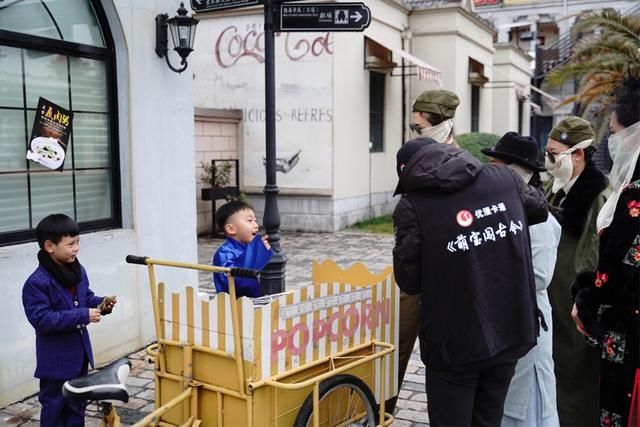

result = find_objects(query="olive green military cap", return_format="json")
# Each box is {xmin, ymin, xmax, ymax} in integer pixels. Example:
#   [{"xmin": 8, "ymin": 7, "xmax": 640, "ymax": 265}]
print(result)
[
  {"xmin": 548, "ymin": 116, "xmax": 595, "ymax": 146},
  {"xmin": 412, "ymin": 89, "xmax": 460, "ymax": 119}
]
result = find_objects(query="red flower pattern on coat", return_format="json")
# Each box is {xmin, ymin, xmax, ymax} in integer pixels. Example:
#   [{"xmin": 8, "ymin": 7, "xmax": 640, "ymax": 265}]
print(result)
[
  {"xmin": 604, "ymin": 336, "xmax": 616, "ymax": 357},
  {"xmin": 628, "ymin": 200, "xmax": 640, "ymax": 217},
  {"xmin": 595, "ymin": 271, "xmax": 608, "ymax": 288}
]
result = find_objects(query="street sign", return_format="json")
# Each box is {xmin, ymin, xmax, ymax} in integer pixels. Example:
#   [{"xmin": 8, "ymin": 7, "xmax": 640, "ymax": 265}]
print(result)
[
  {"xmin": 275, "ymin": 2, "xmax": 371, "ymax": 32},
  {"xmin": 190, "ymin": 0, "xmax": 261, "ymax": 13}
]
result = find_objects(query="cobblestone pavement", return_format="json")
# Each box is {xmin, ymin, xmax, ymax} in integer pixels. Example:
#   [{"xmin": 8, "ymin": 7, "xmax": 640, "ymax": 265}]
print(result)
[{"xmin": 1, "ymin": 231, "xmax": 429, "ymax": 426}]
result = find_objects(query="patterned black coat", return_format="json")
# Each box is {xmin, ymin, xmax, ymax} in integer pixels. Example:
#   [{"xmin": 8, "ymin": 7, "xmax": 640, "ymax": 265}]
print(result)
[{"xmin": 574, "ymin": 161, "xmax": 640, "ymax": 427}]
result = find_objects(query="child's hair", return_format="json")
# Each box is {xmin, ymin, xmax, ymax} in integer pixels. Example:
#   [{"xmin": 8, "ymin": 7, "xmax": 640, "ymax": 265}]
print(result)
[
  {"xmin": 215, "ymin": 201, "xmax": 254, "ymax": 232},
  {"xmin": 35, "ymin": 214, "xmax": 80, "ymax": 250}
]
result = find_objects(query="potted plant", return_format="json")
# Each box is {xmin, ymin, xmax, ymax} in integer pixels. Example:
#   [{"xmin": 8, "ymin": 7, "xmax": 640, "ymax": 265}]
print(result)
[{"xmin": 200, "ymin": 160, "xmax": 239, "ymax": 201}]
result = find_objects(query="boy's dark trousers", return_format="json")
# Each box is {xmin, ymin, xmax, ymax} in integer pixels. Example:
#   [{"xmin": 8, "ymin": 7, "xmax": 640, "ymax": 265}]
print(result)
[
  {"xmin": 425, "ymin": 360, "xmax": 517, "ymax": 427},
  {"xmin": 39, "ymin": 378, "xmax": 87, "ymax": 427},
  {"xmin": 39, "ymin": 361, "xmax": 88, "ymax": 427}
]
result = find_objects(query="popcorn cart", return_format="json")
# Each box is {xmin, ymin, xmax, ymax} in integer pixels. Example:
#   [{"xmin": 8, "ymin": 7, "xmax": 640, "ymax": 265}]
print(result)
[{"xmin": 120, "ymin": 255, "xmax": 399, "ymax": 427}]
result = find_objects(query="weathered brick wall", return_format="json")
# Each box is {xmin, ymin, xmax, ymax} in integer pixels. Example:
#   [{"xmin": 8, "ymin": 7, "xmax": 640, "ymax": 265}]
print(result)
[{"xmin": 194, "ymin": 109, "xmax": 241, "ymax": 235}]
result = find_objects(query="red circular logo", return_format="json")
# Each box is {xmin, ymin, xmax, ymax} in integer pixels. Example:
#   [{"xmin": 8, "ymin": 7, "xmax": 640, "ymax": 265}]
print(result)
[{"xmin": 456, "ymin": 210, "xmax": 474, "ymax": 227}]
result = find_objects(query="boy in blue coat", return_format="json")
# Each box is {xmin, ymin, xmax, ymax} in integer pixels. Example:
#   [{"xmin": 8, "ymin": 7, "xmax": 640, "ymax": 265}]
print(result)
[
  {"xmin": 212, "ymin": 201, "xmax": 273, "ymax": 298},
  {"xmin": 22, "ymin": 214, "xmax": 116, "ymax": 427}
]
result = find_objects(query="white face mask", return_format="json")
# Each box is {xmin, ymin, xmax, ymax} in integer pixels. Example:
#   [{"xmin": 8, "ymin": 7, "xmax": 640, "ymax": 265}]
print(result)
[
  {"xmin": 507, "ymin": 163, "xmax": 534, "ymax": 184},
  {"xmin": 545, "ymin": 153, "xmax": 573, "ymax": 193},
  {"xmin": 607, "ymin": 132, "xmax": 624, "ymax": 162},
  {"xmin": 545, "ymin": 138, "xmax": 593, "ymax": 193},
  {"xmin": 419, "ymin": 119, "xmax": 453, "ymax": 144},
  {"xmin": 597, "ymin": 121, "xmax": 640, "ymax": 232}
]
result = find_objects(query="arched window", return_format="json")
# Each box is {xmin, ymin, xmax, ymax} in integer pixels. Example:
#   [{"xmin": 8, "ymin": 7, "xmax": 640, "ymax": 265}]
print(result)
[{"xmin": 0, "ymin": 0, "xmax": 120, "ymax": 245}]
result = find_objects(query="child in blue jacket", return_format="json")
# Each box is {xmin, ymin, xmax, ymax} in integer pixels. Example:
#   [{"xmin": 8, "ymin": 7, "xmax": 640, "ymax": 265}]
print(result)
[
  {"xmin": 212, "ymin": 201, "xmax": 273, "ymax": 297},
  {"xmin": 22, "ymin": 214, "xmax": 116, "ymax": 427}
]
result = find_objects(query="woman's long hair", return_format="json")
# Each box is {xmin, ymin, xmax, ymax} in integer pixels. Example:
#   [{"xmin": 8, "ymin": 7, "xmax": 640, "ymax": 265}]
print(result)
[{"xmin": 613, "ymin": 77, "xmax": 640, "ymax": 127}]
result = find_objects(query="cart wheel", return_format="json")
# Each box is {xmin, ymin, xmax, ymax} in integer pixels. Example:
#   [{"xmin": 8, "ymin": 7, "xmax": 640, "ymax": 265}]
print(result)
[{"xmin": 293, "ymin": 374, "xmax": 378, "ymax": 427}]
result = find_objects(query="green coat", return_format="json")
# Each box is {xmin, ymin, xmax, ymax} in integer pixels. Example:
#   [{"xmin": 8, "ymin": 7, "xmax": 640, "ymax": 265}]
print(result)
[{"xmin": 545, "ymin": 165, "xmax": 609, "ymax": 427}]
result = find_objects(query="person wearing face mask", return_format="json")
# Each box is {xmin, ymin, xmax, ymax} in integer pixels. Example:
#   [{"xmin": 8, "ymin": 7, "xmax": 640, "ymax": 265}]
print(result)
[
  {"xmin": 544, "ymin": 116, "xmax": 609, "ymax": 427},
  {"xmin": 409, "ymin": 89, "xmax": 460, "ymax": 146},
  {"xmin": 571, "ymin": 79, "xmax": 640, "ymax": 427},
  {"xmin": 384, "ymin": 88, "xmax": 463, "ymax": 415},
  {"xmin": 482, "ymin": 132, "xmax": 561, "ymax": 427}
]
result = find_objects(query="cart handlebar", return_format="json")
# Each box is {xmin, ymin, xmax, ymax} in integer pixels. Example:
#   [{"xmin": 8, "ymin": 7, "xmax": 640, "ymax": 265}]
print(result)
[
  {"xmin": 229, "ymin": 267, "xmax": 259, "ymax": 278},
  {"xmin": 126, "ymin": 255, "xmax": 149, "ymax": 265},
  {"xmin": 125, "ymin": 255, "xmax": 260, "ymax": 278}
]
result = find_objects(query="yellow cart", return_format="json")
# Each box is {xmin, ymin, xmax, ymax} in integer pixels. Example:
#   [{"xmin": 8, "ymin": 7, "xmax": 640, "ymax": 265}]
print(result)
[{"xmin": 124, "ymin": 255, "xmax": 399, "ymax": 427}]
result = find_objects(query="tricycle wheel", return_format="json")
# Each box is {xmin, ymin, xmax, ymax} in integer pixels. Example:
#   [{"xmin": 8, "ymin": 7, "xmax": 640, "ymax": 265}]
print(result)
[{"xmin": 293, "ymin": 374, "xmax": 378, "ymax": 427}]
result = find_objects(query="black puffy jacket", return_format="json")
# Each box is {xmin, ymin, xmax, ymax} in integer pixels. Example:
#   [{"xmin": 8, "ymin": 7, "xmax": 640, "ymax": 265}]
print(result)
[{"xmin": 392, "ymin": 143, "xmax": 548, "ymax": 369}]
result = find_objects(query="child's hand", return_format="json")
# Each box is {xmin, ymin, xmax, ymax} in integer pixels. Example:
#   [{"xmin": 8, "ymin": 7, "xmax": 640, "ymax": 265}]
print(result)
[
  {"xmin": 89, "ymin": 308, "xmax": 102, "ymax": 323},
  {"xmin": 261, "ymin": 235, "xmax": 271, "ymax": 250}
]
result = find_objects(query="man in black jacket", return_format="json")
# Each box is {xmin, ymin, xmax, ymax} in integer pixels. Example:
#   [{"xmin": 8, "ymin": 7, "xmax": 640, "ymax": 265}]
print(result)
[{"xmin": 392, "ymin": 138, "xmax": 548, "ymax": 427}]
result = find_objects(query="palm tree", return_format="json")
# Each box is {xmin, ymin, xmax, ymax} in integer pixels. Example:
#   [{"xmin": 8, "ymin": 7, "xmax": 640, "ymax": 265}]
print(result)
[{"xmin": 544, "ymin": 9, "xmax": 640, "ymax": 112}]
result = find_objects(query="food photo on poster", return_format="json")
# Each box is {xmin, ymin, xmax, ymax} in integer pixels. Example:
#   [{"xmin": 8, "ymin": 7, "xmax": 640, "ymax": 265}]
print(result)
[{"xmin": 26, "ymin": 97, "xmax": 73, "ymax": 171}]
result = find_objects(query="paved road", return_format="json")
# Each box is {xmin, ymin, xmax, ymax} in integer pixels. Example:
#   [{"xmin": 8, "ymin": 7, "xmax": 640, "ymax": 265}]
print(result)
[{"xmin": 1, "ymin": 231, "xmax": 429, "ymax": 426}]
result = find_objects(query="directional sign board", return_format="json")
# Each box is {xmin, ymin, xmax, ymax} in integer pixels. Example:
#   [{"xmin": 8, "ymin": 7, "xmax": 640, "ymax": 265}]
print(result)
[
  {"xmin": 190, "ymin": 0, "xmax": 261, "ymax": 13},
  {"xmin": 275, "ymin": 2, "xmax": 371, "ymax": 32}
]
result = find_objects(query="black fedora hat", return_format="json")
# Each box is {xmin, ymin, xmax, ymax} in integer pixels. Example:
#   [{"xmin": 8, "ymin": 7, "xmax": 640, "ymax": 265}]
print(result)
[{"xmin": 481, "ymin": 132, "xmax": 545, "ymax": 172}]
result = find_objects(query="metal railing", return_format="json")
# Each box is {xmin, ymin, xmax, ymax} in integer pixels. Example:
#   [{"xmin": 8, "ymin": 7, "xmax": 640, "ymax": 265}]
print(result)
[{"xmin": 534, "ymin": 4, "xmax": 639, "ymax": 80}]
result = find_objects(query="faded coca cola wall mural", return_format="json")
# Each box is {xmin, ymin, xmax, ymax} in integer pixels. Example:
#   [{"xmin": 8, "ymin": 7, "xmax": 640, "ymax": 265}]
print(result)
[{"xmin": 193, "ymin": 16, "xmax": 333, "ymax": 192}]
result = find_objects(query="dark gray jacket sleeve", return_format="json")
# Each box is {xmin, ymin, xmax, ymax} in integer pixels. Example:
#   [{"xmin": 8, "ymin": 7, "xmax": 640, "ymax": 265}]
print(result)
[
  {"xmin": 392, "ymin": 197, "xmax": 422, "ymax": 295},
  {"xmin": 507, "ymin": 169, "xmax": 549, "ymax": 226}
]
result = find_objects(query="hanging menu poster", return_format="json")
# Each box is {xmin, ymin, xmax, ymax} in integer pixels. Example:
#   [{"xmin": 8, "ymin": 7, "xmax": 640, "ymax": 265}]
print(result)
[{"xmin": 26, "ymin": 97, "xmax": 73, "ymax": 171}]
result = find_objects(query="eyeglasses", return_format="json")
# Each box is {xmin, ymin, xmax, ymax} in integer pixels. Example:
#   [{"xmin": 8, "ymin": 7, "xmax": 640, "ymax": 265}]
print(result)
[
  {"xmin": 544, "ymin": 150, "xmax": 571, "ymax": 164},
  {"xmin": 409, "ymin": 123, "xmax": 423, "ymax": 135}
]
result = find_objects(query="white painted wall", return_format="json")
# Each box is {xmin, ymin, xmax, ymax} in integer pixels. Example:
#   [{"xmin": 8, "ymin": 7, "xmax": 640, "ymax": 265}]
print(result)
[
  {"xmin": 409, "ymin": 6, "xmax": 496, "ymax": 135},
  {"xmin": 192, "ymin": 12, "xmax": 334, "ymax": 195},
  {"xmin": 492, "ymin": 43, "xmax": 532, "ymax": 137},
  {"xmin": 331, "ymin": 31, "xmax": 368, "ymax": 200},
  {"xmin": 332, "ymin": 0, "xmax": 408, "ymax": 227},
  {"xmin": 0, "ymin": 0, "xmax": 198, "ymax": 407},
  {"xmin": 190, "ymin": 0, "xmax": 407, "ymax": 231}
]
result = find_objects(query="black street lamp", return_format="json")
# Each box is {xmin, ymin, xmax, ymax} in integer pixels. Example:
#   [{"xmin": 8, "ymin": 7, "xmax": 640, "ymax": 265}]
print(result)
[
  {"xmin": 260, "ymin": 0, "xmax": 287, "ymax": 295},
  {"xmin": 155, "ymin": 2, "xmax": 199, "ymax": 73}
]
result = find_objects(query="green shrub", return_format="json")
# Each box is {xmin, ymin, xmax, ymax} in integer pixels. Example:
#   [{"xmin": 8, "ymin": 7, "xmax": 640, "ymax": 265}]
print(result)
[{"xmin": 455, "ymin": 132, "xmax": 500, "ymax": 163}]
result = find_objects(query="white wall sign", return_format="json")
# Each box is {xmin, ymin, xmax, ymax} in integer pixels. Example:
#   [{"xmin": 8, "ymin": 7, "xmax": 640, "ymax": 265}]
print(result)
[{"xmin": 193, "ymin": 16, "xmax": 333, "ymax": 191}]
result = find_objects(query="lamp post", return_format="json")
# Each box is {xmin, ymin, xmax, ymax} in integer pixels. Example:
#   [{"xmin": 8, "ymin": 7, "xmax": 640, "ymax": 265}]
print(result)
[
  {"xmin": 260, "ymin": 0, "xmax": 287, "ymax": 294},
  {"xmin": 155, "ymin": 2, "xmax": 199, "ymax": 73}
]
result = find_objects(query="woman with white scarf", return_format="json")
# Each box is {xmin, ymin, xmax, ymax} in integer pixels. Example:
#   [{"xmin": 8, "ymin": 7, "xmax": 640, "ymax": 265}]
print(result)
[
  {"xmin": 572, "ymin": 78, "xmax": 640, "ymax": 427},
  {"xmin": 544, "ymin": 116, "xmax": 607, "ymax": 427},
  {"xmin": 409, "ymin": 89, "xmax": 459, "ymax": 146}
]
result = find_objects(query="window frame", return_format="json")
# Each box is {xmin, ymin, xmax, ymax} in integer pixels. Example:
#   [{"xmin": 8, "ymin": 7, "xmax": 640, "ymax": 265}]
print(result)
[
  {"xmin": 517, "ymin": 98, "xmax": 524, "ymax": 134},
  {"xmin": 470, "ymin": 85, "xmax": 480, "ymax": 133},
  {"xmin": 0, "ymin": 0, "xmax": 121, "ymax": 246},
  {"xmin": 369, "ymin": 71, "xmax": 385, "ymax": 153}
]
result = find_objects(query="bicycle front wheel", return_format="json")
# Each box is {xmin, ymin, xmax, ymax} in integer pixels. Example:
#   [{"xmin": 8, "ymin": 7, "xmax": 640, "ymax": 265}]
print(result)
[{"xmin": 293, "ymin": 374, "xmax": 378, "ymax": 427}]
